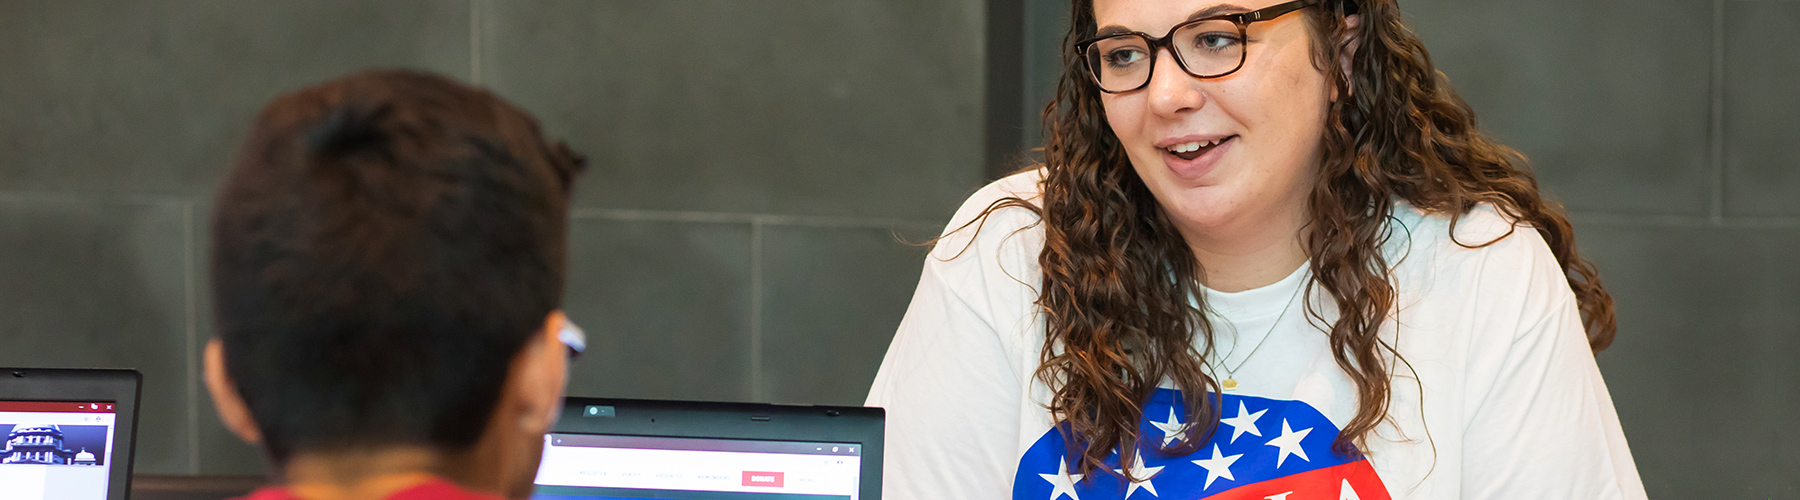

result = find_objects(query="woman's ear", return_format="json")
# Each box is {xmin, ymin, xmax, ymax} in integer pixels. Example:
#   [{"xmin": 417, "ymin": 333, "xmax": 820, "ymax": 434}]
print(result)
[
  {"xmin": 1339, "ymin": 14, "xmax": 1364, "ymax": 96},
  {"xmin": 204, "ymin": 339, "xmax": 264, "ymax": 445}
]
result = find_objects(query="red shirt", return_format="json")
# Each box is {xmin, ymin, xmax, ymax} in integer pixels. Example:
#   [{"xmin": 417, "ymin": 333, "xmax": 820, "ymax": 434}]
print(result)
[{"xmin": 233, "ymin": 478, "xmax": 505, "ymax": 500}]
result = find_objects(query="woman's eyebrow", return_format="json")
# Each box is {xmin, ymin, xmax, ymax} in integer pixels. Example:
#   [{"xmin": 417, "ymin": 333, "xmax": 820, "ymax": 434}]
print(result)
[
  {"xmin": 1094, "ymin": 25, "xmax": 1136, "ymax": 37},
  {"xmin": 1187, "ymin": 3, "xmax": 1252, "ymax": 20},
  {"xmin": 1093, "ymin": 4, "xmax": 1252, "ymax": 37}
]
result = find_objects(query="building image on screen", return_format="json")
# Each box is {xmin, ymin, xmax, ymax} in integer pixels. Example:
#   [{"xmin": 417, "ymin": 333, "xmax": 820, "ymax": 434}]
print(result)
[
  {"xmin": 0, "ymin": 424, "xmax": 108, "ymax": 466},
  {"xmin": 0, "ymin": 402, "xmax": 118, "ymax": 500}
]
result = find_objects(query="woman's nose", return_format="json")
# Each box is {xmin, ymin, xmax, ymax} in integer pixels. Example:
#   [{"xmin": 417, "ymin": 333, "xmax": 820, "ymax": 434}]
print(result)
[{"xmin": 1144, "ymin": 47, "xmax": 1204, "ymax": 117}]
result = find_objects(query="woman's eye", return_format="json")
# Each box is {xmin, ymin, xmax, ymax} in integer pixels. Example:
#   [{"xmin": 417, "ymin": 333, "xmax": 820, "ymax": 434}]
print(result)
[
  {"xmin": 1106, "ymin": 49, "xmax": 1147, "ymax": 67},
  {"xmin": 1193, "ymin": 33, "xmax": 1242, "ymax": 51}
]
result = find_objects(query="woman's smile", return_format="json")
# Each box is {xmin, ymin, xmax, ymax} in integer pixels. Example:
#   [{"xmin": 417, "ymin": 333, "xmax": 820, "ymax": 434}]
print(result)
[{"xmin": 1157, "ymin": 133, "xmax": 1239, "ymax": 180}]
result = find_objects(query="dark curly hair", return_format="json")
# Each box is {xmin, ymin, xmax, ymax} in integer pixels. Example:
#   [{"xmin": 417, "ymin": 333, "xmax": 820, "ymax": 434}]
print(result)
[{"xmin": 963, "ymin": 0, "xmax": 1616, "ymax": 480}]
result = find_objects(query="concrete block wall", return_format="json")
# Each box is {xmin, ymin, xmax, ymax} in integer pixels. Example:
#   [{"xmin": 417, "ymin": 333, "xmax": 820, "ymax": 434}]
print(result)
[
  {"xmin": 0, "ymin": 0, "xmax": 984, "ymax": 476},
  {"xmin": 1410, "ymin": 1, "xmax": 1799, "ymax": 496}
]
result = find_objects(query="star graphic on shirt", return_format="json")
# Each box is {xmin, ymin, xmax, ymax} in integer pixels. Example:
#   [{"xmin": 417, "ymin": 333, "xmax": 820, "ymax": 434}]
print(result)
[
  {"xmin": 1264, "ymin": 418, "xmax": 1313, "ymax": 468},
  {"xmin": 1218, "ymin": 401, "xmax": 1266, "ymax": 443},
  {"xmin": 1149, "ymin": 407, "xmax": 1186, "ymax": 446},
  {"xmin": 1190, "ymin": 444, "xmax": 1242, "ymax": 490},
  {"xmin": 1338, "ymin": 478, "xmax": 1364, "ymax": 500},
  {"xmin": 1039, "ymin": 457, "xmax": 1083, "ymax": 500},
  {"xmin": 1111, "ymin": 449, "xmax": 1164, "ymax": 498}
]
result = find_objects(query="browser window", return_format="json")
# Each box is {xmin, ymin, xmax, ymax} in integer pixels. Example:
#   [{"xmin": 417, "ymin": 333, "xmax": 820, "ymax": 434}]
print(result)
[
  {"xmin": 0, "ymin": 401, "xmax": 118, "ymax": 500},
  {"xmin": 533, "ymin": 434, "xmax": 863, "ymax": 500}
]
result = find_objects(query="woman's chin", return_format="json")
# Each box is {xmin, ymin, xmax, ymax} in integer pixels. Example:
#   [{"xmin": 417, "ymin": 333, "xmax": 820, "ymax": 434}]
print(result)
[{"xmin": 1160, "ymin": 195, "xmax": 1246, "ymax": 232}]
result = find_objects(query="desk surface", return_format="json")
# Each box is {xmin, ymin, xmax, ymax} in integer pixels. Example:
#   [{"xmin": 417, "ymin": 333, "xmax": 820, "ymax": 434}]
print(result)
[{"xmin": 131, "ymin": 474, "xmax": 265, "ymax": 500}]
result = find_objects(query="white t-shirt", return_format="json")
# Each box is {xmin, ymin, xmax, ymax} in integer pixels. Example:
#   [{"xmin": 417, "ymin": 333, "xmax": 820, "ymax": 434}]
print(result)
[{"xmin": 866, "ymin": 170, "xmax": 1645, "ymax": 499}]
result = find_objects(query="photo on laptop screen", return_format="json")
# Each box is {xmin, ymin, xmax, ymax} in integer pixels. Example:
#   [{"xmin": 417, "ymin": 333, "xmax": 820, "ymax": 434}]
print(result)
[
  {"xmin": 533, "ymin": 434, "xmax": 864, "ymax": 500},
  {"xmin": 0, "ymin": 400, "xmax": 120, "ymax": 500}
]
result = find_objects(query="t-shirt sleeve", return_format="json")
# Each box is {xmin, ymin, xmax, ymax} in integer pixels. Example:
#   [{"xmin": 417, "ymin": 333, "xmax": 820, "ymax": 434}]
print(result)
[
  {"xmin": 1455, "ymin": 224, "xmax": 1647, "ymax": 499},
  {"xmin": 865, "ymin": 177, "xmax": 1044, "ymax": 500},
  {"xmin": 866, "ymin": 260, "xmax": 1027, "ymax": 499}
]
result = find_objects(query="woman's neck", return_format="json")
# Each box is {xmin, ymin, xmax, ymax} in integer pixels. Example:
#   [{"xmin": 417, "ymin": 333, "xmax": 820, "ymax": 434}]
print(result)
[
  {"xmin": 1178, "ymin": 206, "xmax": 1311, "ymax": 293},
  {"xmin": 1191, "ymin": 238, "xmax": 1307, "ymax": 293}
]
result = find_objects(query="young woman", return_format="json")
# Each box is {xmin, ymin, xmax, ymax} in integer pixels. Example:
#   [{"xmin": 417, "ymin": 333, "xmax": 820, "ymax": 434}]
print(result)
[{"xmin": 866, "ymin": 0, "xmax": 1645, "ymax": 498}]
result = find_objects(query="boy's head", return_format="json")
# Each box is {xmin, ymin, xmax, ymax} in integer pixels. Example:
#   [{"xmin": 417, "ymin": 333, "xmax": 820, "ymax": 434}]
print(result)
[{"xmin": 203, "ymin": 70, "xmax": 584, "ymax": 496}]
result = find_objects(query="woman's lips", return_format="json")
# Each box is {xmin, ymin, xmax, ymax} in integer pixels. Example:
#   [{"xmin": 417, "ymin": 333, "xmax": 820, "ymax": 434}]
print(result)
[{"xmin": 1161, "ymin": 135, "xmax": 1236, "ymax": 179}]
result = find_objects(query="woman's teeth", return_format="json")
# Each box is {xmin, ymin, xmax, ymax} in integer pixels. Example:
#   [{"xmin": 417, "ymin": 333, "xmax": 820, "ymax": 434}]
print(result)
[
  {"xmin": 1165, "ymin": 136, "xmax": 1230, "ymax": 160},
  {"xmin": 1167, "ymin": 137, "xmax": 1225, "ymax": 154}
]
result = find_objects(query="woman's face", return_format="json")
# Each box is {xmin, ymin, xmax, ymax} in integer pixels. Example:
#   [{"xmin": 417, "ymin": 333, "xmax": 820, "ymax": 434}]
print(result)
[{"xmin": 1094, "ymin": 0, "xmax": 1335, "ymax": 242}]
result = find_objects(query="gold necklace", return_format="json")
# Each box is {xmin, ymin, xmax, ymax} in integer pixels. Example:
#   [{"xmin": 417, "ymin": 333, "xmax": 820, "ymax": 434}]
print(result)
[{"xmin": 1215, "ymin": 282, "xmax": 1304, "ymax": 392}]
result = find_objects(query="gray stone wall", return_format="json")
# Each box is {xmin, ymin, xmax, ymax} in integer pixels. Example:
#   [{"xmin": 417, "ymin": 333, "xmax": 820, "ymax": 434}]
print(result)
[
  {"xmin": 0, "ymin": 0, "xmax": 983, "ymax": 476},
  {"xmin": 1414, "ymin": 1, "xmax": 1798, "ymax": 496}
]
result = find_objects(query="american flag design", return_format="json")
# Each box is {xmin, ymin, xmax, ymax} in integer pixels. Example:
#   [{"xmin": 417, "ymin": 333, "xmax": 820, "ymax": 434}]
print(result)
[{"xmin": 1013, "ymin": 389, "xmax": 1390, "ymax": 500}]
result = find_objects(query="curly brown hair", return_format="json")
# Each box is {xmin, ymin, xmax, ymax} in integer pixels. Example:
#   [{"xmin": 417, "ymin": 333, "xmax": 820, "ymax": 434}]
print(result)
[{"xmin": 964, "ymin": 0, "xmax": 1616, "ymax": 480}]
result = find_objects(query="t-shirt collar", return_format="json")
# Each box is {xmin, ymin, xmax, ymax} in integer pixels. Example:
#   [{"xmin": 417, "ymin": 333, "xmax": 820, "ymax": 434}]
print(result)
[{"xmin": 1199, "ymin": 262, "xmax": 1311, "ymax": 321}]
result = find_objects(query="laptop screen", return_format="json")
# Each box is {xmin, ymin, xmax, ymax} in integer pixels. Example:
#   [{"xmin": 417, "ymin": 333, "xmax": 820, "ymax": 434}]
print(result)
[
  {"xmin": 0, "ymin": 400, "xmax": 119, "ymax": 500},
  {"xmin": 533, "ymin": 433, "xmax": 865, "ymax": 500}
]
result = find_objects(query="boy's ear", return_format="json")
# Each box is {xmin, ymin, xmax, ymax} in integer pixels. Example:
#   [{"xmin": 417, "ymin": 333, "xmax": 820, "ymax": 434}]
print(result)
[
  {"xmin": 204, "ymin": 339, "xmax": 264, "ymax": 445},
  {"xmin": 505, "ymin": 311, "xmax": 570, "ymax": 435}
]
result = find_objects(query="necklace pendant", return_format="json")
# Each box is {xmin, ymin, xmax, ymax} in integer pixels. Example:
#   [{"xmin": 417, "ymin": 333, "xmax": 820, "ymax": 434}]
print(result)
[{"xmin": 1221, "ymin": 378, "xmax": 1239, "ymax": 391}]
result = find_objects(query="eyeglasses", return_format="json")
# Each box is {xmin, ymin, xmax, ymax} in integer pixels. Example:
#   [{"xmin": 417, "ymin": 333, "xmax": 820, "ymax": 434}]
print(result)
[
  {"xmin": 1075, "ymin": 0, "xmax": 1318, "ymax": 93},
  {"xmin": 559, "ymin": 319, "xmax": 587, "ymax": 361}
]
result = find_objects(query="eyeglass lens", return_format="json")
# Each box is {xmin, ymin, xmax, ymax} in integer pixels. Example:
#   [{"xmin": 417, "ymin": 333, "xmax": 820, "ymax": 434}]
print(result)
[{"xmin": 1084, "ymin": 19, "xmax": 1246, "ymax": 92}]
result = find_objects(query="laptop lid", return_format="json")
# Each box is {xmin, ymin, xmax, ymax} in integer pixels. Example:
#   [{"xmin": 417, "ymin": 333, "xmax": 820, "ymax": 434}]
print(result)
[
  {"xmin": 0, "ymin": 368, "xmax": 142, "ymax": 500},
  {"xmin": 534, "ymin": 397, "xmax": 883, "ymax": 500}
]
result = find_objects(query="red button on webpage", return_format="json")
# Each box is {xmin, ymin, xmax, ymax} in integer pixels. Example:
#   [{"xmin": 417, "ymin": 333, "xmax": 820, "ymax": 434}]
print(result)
[{"xmin": 742, "ymin": 471, "xmax": 784, "ymax": 487}]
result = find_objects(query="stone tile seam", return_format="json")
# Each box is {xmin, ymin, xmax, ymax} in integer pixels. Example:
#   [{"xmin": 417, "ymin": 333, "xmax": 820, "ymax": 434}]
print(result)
[
  {"xmin": 0, "ymin": 194, "xmax": 943, "ymax": 231},
  {"xmin": 1710, "ymin": 0, "xmax": 1727, "ymax": 224},
  {"xmin": 749, "ymin": 221, "xmax": 764, "ymax": 402},
  {"xmin": 569, "ymin": 208, "xmax": 943, "ymax": 231},
  {"xmin": 469, "ymin": 0, "xmax": 482, "ymax": 86},
  {"xmin": 1573, "ymin": 212, "xmax": 1800, "ymax": 229},
  {"xmin": 0, "ymin": 191, "xmax": 195, "ymax": 207},
  {"xmin": 183, "ymin": 202, "xmax": 200, "ymax": 474}
]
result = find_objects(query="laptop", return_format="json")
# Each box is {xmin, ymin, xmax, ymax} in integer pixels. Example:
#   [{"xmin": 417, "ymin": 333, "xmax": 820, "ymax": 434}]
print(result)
[
  {"xmin": 0, "ymin": 368, "xmax": 142, "ymax": 500},
  {"xmin": 533, "ymin": 397, "xmax": 884, "ymax": 500}
]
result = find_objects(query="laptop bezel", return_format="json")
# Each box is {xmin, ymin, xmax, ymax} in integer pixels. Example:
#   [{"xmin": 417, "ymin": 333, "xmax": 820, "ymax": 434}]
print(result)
[
  {"xmin": 545, "ymin": 397, "xmax": 884, "ymax": 500},
  {"xmin": 0, "ymin": 367, "xmax": 142, "ymax": 500}
]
